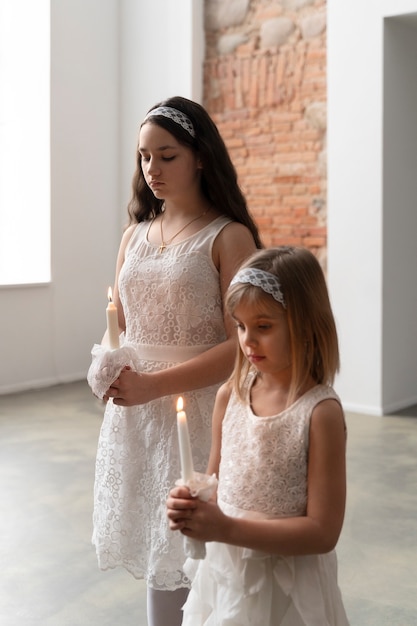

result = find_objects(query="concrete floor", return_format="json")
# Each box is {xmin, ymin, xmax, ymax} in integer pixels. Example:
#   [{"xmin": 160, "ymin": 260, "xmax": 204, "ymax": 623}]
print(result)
[{"xmin": 0, "ymin": 381, "xmax": 416, "ymax": 626}]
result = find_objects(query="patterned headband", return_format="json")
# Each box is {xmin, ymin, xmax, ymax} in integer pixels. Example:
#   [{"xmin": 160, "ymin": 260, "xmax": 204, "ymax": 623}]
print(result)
[
  {"xmin": 230, "ymin": 268, "xmax": 287, "ymax": 308},
  {"xmin": 144, "ymin": 106, "xmax": 196, "ymax": 138}
]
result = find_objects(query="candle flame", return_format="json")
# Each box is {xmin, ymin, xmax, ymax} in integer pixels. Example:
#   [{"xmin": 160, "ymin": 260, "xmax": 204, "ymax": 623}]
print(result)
[
  {"xmin": 176, "ymin": 396, "xmax": 184, "ymax": 412},
  {"xmin": 107, "ymin": 286, "xmax": 113, "ymax": 302}
]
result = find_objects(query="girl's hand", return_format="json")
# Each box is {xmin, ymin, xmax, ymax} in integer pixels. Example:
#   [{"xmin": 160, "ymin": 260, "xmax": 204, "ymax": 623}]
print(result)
[
  {"xmin": 167, "ymin": 486, "xmax": 231, "ymax": 542},
  {"xmin": 166, "ymin": 486, "xmax": 198, "ymax": 532},
  {"xmin": 104, "ymin": 366, "xmax": 157, "ymax": 405}
]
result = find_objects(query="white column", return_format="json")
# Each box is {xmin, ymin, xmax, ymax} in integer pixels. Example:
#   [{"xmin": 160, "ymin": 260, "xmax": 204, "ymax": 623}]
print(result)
[{"xmin": 327, "ymin": 0, "xmax": 417, "ymax": 414}]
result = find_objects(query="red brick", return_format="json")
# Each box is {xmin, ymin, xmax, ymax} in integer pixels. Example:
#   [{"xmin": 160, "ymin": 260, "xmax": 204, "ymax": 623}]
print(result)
[{"xmin": 204, "ymin": 6, "xmax": 328, "ymax": 258}]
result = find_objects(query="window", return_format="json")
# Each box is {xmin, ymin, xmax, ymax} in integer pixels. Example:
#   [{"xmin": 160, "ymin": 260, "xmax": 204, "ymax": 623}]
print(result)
[{"xmin": 0, "ymin": 0, "xmax": 50, "ymax": 285}]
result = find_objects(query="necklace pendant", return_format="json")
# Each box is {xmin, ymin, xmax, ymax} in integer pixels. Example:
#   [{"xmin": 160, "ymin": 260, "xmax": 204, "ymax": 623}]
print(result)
[{"xmin": 158, "ymin": 205, "xmax": 210, "ymax": 254}]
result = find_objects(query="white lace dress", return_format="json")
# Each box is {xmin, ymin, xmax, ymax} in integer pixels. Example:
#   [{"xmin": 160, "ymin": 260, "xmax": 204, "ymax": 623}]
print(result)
[
  {"xmin": 182, "ymin": 378, "xmax": 350, "ymax": 625},
  {"xmin": 92, "ymin": 216, "xmax": 231, "ymax": 590}
]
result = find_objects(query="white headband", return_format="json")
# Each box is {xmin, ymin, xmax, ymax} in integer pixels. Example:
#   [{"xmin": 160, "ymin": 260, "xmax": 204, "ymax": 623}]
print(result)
[
  {"xmin": 230, "ymin": 268, "xmax": 286, "ymax": 308},
  {"xmin": 144, "ymin": 106, "xmax": 195, "ymax": 138}
]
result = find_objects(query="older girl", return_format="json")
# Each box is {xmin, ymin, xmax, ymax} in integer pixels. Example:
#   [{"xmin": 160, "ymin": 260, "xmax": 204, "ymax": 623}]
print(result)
[{"xmin": 91, "ymin": 96, "xmax": 261, "ymax": 626}]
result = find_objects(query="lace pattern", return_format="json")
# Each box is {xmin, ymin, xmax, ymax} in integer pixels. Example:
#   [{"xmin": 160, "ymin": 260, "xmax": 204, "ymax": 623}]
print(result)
[
  {"xmin": 230, "ymin": 267, "xmax": 286, "ymax": 307},
  {"xmin": 180, "ymin": 379, "xmax": 349, "ymax": 625},
  {"xmin": 120, "ymin": 223, "xmax": 227, "ymax": 349},
  {"xmin": 93, "ymin": 216, "xmax": 232, "ymax": 589},
  {"xmin": 218, "ymin": 376, "xmax": 341, "ymax": 517}
]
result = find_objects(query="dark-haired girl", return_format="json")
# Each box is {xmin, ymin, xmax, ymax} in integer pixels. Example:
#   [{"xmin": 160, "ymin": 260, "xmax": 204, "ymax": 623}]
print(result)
[{"xmin": 92, "ymin": 96, "xmax": 261, "ymax": 626}]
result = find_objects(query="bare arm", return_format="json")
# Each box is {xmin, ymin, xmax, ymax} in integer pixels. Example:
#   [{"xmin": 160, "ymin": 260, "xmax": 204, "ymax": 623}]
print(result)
[
  {"xmin": 107, "ymin": 222, "xmax": 257, "ymax": 405},
  {"xmin": 167, "ymin": 399, "xmax": 347, "ymax": 556},
  {"xmin": 206, "ymin": 381, "xmax": 231, "ymax": 476}
]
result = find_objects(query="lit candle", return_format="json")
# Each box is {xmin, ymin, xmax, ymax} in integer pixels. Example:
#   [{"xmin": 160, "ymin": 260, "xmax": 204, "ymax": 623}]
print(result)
[
  {"xmin": 106, "ymin": 287, "xmax": 120, "ymax": 350},
  {"xmin": 176, "ymin": 397, "xmax": 194, "ymax": 482}
]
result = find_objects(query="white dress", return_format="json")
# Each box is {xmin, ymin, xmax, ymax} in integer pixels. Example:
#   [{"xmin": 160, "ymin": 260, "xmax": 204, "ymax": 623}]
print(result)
[
  {"xmin": 182, "ymin": 379, "xmax": 350, "ymax": 625},
  {"xmin": 92, "ymin": 216, "xmax": 231, "ymax": 590}
]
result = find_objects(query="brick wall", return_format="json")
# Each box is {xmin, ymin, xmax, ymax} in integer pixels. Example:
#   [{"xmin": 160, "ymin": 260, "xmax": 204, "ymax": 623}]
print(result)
[{"xmin": 203, "ymin": 0, "xmax": 327, "ymax": 262}]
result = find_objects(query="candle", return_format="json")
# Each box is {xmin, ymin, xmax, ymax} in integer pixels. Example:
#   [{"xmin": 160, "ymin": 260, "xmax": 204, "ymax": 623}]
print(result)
[
  {"xmin": 106, "ymin": 287, "xmax": 120, "ymax": 350},
  {"xmin": 176, "ymin": 397, "xmax": 194, "ymax": 482}
]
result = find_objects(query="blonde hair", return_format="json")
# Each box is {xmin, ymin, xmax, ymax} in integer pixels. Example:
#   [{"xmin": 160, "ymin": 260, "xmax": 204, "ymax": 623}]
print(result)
[{"xmin": 225, "ymin": 247, "xmax": 340, "ymax": 405}]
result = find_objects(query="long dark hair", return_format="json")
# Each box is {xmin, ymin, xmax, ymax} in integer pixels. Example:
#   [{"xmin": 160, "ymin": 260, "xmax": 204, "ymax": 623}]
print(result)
[{"xmin": 127, "ymin": 96, "xmax": 262, "ymax": 248}]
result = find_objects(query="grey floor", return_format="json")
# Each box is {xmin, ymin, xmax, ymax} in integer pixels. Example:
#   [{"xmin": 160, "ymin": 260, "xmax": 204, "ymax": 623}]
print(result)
[{"xmin": 0, "ymin": 382, "xmax": 416, "ymax": 626}]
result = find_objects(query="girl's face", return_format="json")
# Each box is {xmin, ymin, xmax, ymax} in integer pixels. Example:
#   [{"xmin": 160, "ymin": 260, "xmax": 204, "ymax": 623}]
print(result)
[
  {"xmin": 232, "ymin": 295, "xmax": 291, "ymax": 377},
  {"xmin": 138, "ymin": 122, "xmax": 201, "ymax": 201}
]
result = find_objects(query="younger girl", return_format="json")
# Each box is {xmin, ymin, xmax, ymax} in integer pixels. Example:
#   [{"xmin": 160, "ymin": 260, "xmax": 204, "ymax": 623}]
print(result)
[{"xmin": 167, "ymin": 246, "xmax": 350, "ymax": 625}]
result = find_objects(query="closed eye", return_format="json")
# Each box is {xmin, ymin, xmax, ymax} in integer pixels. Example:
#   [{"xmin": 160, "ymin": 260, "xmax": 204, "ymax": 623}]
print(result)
[
  {"xmin": 139, "ymin": 154, "xmax": 176, "ymax": 162},
  {"xmin": 234, "ymin": 322, "xmax": 272, "ymax": 332}
]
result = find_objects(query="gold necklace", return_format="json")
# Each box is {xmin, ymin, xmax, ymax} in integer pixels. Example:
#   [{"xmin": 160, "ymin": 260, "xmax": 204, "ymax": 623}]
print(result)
[{"xmin": 158, "ymin": 208, "xmax": 209, "ymax": 253}]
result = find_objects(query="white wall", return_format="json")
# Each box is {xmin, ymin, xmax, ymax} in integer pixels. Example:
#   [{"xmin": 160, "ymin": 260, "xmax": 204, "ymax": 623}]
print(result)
[
  {"xmin": 5, "ymin": 0, "xmax": 416, "ymax": 415},
  {"xmin": 328, "ymin": 0, "xmax": 417, "ymax": 414},
  {"xmin": 0, "ymin": 0, "xmax": 119, "ymax": 394},
  {"xmin": 0, "ymin": 0, "xmax": 204, "ymax": 394},
  {"xmin": 383, "ymin": 15, "xmax": 417, "ymax": 411},
  {"xmin": 119, "ymin": 0, "xmax": 204, "ymax": 212}
]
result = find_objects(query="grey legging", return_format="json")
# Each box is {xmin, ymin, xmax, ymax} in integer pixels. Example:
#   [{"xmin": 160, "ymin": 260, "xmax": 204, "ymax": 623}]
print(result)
[{"xmin": 146, "ymin": 587, "xmax": 189, "ymax": 626}]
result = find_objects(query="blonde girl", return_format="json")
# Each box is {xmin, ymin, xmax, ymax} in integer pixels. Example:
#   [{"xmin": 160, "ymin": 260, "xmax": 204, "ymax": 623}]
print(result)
[{"xmin": 167, "ymin": 246, "xmax": 349, "ymax": 625}]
